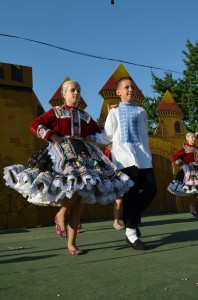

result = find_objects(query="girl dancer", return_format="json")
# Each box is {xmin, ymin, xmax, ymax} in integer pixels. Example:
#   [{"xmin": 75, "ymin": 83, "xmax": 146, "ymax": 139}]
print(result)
[{"xmin": 4, "ymin": 80, "xmax": 133, "ymax": 254}]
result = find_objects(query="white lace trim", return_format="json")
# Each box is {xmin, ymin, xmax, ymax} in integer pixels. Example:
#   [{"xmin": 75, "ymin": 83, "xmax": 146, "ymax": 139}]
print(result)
[{"xmin": 3, "ymin": 165, "xmax": 134, "ymax": 207}]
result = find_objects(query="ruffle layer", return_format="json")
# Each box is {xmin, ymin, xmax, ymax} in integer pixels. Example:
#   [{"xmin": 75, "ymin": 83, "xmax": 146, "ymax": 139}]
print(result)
[
  {"xmin": 167, "ymin": 163, "xmax": 198, "ymax": 196},
  {"xmin": 3, "ymin": 139, "xmax": 134, "ymax": 206},
  {"xmin": 167, "ymin": 180, "xmax": 198, "ymax": 197},
  {"xmin": 3, "ymin": 165, "xmax": 133, "ymax": 206}
]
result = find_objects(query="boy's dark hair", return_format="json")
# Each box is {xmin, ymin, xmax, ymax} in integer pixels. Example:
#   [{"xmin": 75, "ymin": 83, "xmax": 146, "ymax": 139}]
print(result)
[{"xmin": 116, "ymin": 77, "xmax": 134, "ymax": 89}]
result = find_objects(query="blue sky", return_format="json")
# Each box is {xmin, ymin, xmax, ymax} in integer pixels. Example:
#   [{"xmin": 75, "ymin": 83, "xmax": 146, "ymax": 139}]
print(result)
[{"xmin": 1, "ymin": 0, "xmax": 197, "ymax": 121}]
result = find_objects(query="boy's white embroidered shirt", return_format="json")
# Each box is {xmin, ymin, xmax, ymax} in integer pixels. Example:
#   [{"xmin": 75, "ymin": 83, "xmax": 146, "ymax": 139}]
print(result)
[{"xmin": 95, "ymin": 104, "xmax": 153, "ymax": 170}]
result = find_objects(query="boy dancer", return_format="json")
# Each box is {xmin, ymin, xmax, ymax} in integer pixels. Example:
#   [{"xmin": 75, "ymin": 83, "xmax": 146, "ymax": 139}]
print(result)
[{"xmin": 92, "ymin": 77, "xmax": 157, "ymax": 250}]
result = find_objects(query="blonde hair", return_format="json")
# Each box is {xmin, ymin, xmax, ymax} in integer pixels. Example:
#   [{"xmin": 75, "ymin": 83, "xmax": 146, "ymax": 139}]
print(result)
[
  {"xmin": 186, "ymin": 132, "xmax": 195, "ymax": 140},
  {"xmin": 61, "ymin": 80, "xmax": 80, "ymax": 99}
]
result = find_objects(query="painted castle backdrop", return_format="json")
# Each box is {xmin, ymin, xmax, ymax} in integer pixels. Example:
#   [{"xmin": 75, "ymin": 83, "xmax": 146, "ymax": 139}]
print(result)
[{"xmin": 0, "ymin": 62, "xmax": 194, "ymax": 229}]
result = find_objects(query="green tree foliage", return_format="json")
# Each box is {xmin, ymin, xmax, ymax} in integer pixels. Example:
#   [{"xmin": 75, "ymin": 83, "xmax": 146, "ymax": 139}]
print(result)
[{"xmin": 144, "ymin": 39, "xmax": 198, "ymax": 132}]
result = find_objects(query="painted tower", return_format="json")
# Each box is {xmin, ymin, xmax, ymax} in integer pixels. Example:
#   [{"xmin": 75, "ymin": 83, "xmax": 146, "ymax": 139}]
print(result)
[
  {"xmin": 0, "ymin": 62, "xmax": 54, "ymax": 230},
  {"xmin": 154, "ymin": 90, "xmax": 194, "ymax": 212},
  {"xmin": 155, "ymin": 90, "xmax": 186, "ymax": 138}
]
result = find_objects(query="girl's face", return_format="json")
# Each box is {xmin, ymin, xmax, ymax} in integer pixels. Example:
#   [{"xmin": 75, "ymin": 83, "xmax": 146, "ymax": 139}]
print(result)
[
  {"xmin": 187, "ymin": 134, "xmax": 196, "ymax": 146},
  {"xmin": 116, "ymin": 79, "xmax": 136, "ymax": 103},
  {"xmin": 63, "ymin": 82, "xmax": 81, "ymax": 107}
]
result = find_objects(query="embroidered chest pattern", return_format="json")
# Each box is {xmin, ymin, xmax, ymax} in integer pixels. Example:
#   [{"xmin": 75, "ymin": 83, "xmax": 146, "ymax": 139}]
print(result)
[
  {"xmin": 53, "ymin": 107, "xmax": 91, "ymax": 137},
  {"xmin": 118, "ymin": 105, "xmax": 139, "ymax": 143},
  {"xmin": 184, "ymin": 145, "xmax": 198, "ymax": 162}
]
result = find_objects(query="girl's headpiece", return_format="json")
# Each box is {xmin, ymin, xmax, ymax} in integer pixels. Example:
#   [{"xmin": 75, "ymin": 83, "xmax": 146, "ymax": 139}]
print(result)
[{"xmin": 62, "ymin": 80, "xmax": 75, "ymax": 93}]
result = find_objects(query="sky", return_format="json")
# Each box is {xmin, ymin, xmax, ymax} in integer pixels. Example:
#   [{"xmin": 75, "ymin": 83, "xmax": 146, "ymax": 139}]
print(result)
[{"xmin": 0, "ymin": 0, "xmax": 197, "ymax": 121}]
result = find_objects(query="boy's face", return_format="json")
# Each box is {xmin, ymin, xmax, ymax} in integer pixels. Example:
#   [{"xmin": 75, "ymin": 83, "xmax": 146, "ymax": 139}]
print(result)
[{"xmin": 116, "ymin": 79, "xmax": 136, "ymax": 103}]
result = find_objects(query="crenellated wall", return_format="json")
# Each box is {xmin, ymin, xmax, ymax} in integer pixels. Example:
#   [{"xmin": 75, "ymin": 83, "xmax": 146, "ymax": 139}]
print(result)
[{"xmin": 0, "ymin": 63, "xmax": 58, "ymax": 230}]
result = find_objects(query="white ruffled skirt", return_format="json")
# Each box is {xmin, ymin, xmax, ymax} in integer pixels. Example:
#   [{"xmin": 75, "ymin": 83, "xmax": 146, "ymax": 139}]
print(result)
[
  {"xmin": 167, "ymin": 162, "xmax": 198, "ymax": 197},
  {"xmin": 3, "ymin": 138, "xmax": 134, "ymax": 206}
]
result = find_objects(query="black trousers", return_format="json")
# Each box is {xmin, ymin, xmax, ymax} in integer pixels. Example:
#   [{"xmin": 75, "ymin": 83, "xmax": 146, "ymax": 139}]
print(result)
[{"xmin": 121, "ymin": 166, "xmax": 157, "ymax": 228}]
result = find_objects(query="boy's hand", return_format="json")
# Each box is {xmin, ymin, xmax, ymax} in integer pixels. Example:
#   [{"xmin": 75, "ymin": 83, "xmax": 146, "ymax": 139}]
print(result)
[{"xmin": 49, "ymin": 133, "xmax": 63, "ymax": 144}]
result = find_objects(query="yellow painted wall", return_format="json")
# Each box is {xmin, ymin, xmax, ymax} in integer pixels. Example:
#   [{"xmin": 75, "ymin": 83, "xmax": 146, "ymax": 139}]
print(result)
[{"xmin": 0, "ymin": 63, "xmax": 58, "ymax": 230}]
